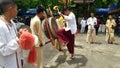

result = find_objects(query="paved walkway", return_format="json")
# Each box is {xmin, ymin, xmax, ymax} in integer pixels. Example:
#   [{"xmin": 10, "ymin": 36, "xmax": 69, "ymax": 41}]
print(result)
[{"xmin": 45, "ymin": 34, "xmax": 120, "ymax": 68}]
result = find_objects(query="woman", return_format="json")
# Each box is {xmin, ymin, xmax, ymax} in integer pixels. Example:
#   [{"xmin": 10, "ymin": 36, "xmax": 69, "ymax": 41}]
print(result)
[{"xmin": 106, "ymin": 15, "xmax": 116, "ymax": 44}]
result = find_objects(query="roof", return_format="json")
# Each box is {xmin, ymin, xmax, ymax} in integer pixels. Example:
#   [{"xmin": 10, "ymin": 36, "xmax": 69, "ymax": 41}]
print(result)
[{"xmin": 108, "ymin": 8, "xmax": 120, "ymax": 14}]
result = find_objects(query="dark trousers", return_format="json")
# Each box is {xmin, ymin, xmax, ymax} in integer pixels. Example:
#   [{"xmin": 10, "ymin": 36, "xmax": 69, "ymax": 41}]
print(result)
[{"xmin": 56, "ymin": 29, "xmax": 75, "ymax": 54}]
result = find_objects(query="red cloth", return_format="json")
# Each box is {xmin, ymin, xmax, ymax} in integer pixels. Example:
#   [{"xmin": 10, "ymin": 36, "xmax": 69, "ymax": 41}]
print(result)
[
  {"xmin": 19, "ymin": 29, "xmax": 37, "ymax": 63},
  {"xmin": 27, "ymin": 47, "xmax": 37, "ymax": 63},
  {"xmin": 56, "ymin": 29, "xmax": 75, "ymax": 54}
]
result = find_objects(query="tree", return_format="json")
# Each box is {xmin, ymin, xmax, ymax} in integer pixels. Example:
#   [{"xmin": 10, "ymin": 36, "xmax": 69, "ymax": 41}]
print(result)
[
  {"xmin": 15, "ymin": 0, "xmax": 62, "ymax": 9},
  {"xmin": 15, "ymin": 0, "xmax": 39, "ymax": 9}
]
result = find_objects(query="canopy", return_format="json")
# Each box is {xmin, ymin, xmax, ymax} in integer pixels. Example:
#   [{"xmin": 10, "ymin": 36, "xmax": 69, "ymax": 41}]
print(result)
[{"xmin": 96, "ymin": 8, "xmax": 110, "ymax": 15}]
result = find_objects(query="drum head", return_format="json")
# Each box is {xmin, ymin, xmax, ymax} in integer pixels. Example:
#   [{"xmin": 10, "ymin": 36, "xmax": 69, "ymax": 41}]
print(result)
[
  {"xmin": 48, "ymin": 17, "xmax": 58, "ymax": 38},
  {"xmin": 42, "ymin": 19, "xmax": 51, "ymax": 39}
]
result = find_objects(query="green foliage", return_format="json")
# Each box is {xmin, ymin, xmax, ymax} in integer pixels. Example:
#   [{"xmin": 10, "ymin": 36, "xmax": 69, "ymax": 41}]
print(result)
[
  {"xmin": 15, "ymin": 0, "xmax": 63, "ymax": 9},
  {"xmin": 15, "ymin": 0, "xmax": 119, "ymax": 17},
  {"xmin": 15, "ymin": 0, "xmax": 39, "ymax": 9}
]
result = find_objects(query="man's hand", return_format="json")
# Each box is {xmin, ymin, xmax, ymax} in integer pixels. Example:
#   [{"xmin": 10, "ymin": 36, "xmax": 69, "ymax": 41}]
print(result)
[
  {"xmin": 58, "ymin": 12, "xmax": 62, "ymax": 15},
  {"xmin": 16, "ymin": 37, "xmax": 19, "ymax": 44},
  {"xmin": 88, "ymin": 24, "xmax": 91, "ymax": 25},
  {"xmin": 58, "ymin": 12, "xmax": 64, "ymax": 17},
  {"xmin": 94, "ymin": 22, "xmax": 96, "ymax": 25}
]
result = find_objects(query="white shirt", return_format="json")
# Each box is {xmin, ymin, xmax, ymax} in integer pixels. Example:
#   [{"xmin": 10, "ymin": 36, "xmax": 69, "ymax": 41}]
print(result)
[
  {"xmin": 87, "ymin": 17, "xmax": 97, "ymax": 29},
  {"xmin": 64, "ymin": 12, "xmax": 77, "ymax": 34},
  {"xmin": 0, "ymin": 19, "xmax": 22, "ymax": 68},
  {"xmin": 80, "ymin": 19, "xmax": 86, "ymax": 27}
]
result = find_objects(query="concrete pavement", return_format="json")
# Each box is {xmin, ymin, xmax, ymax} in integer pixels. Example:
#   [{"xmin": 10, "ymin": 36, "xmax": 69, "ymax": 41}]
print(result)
[{"xmin": 44, "ymin": 34, "xmax": 120, "ymax": 68}]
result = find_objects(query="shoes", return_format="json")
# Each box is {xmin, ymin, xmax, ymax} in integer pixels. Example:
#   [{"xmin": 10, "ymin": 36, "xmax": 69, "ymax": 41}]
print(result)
[
  {"xmin": 66, "ymin": 54, "xmax": 74, "ymax": 60},
  {"xmin": 91, "ymin": 42, "xmax": 95, "ymax": 44},
  {"xmin": 108, "ymin": 42, "xmax": 113, "ymax": 44},
  {"xmin": 58, "ymin": 48, "xmax": 63, "ymax": 51},
  {"xmin": 70, "ymin": 54, "xmax": 74, "ymax": 59}
]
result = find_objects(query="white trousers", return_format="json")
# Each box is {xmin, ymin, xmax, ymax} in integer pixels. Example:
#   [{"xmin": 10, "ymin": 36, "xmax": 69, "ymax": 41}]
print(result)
[
  {"xmin": 81, "ymin": 27, "xmax": 85, "ymax": 33},
  {"xmin": 86, "ymin": 29, "xmax": 96, "ymax": 43},
  {"xmin": 98, "ymin": 24, "xmax": 106, "ymax": 32}
]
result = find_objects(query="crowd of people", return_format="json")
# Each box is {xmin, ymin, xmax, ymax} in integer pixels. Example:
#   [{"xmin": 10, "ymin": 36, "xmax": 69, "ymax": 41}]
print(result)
[
  {"xmin": 79, "ymin": 13, "xmax": 120, "ymax": 44},
  {"xmin": 80, "ymin": 14, "xmax": 120, "ymax": 35}
]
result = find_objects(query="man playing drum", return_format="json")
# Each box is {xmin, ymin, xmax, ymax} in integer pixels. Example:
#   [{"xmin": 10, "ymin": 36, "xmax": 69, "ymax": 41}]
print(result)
[{"xmin": 57, "ymin": 7, "xmax": 77, "ymax": 58}]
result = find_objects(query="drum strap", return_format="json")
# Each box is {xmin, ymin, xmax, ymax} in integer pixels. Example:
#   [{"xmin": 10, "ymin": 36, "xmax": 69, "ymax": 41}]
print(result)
[{"xmin": 45, "ymin": 19, "xmax": 55, "ymax": 45}]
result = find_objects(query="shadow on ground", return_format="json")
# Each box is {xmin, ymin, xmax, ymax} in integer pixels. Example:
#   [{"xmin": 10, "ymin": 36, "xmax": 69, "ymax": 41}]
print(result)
[
  {"xmin": 95, "ymin": 42, "xmax": 102, "ymax": 45},
  {"xmin": 67, "ymin": 54, "xmax": 88, "ymax": 68},
  {"xmin": 48, "ymin": 49, "xmax": 88, "ymax": 68},
  {"xmin": 75, "ymin": 45, "xmax": 84, "ymax": 49},
  {"xmin": 114, "ymin": 43, "xmax": 119, "ymax": 45}
]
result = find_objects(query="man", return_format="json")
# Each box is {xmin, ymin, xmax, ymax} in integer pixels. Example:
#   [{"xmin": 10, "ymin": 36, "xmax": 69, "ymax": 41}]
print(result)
[
  {"xmin": 106, "ymin": 15, "xmax": 116, "ymax": 44},
  {"xmin": 30, "ymin": 6, "xmax": 46, "ymax": 68},
  {"xmin": 86, "ymin": 12, "xmax": 97, "ymax": 44},
  {"xmin": 0, "ymin": 0, "xmax": 23, "ymax": 68},
  {"xmin": 57, "ymin": 7, "xmax": 77, "ymax": 58}
]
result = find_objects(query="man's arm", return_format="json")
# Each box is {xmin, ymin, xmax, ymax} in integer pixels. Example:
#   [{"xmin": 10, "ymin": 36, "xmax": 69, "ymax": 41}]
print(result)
[
  {"xmin": 106, "ymin": 20, "xmax": 109, "ymax": 28},
  {"xmin": 58, "ymin": 12, "xmax": 72, "ymax": 21},
  {"xmin": 113, "ymin": 19, "xmax": 117, "ymax": 26},
  {"xmin": 94, "ymin": 18, "xmax": 97, "ymax": 25},
  {"xmin": 33, "ymin": 21, "xmax": 45, "ymax": 46},
  {"xmin": 38, "ymin": 21, "xmax": 45, "ymax": 45},
  {"xmin": 87, "ymin": 18, "xmax": 90, "ymax": 25},
  {"xmin": 64, "ymin": 15, "xmax": 72, "ymax": 21}
]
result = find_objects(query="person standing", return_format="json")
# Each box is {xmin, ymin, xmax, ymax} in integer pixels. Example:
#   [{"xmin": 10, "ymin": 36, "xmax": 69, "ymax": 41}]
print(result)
[
  {"xmin": 106, "ymin": 15, "xmax": 116, "ymax": 44},
  {"xmin": 86, "ymin": 12, "xmax": 97, "ymax": 44},
  {"xmin": 80, "ymin": 17, "xmax": 86, "ymax": 33},
  {"xmin": 95, "ymin": 16, "xmax": 100, "ymax": 35},
  {"xmin": 0, "ymin": 0, "xmax": 23, "ymax": 68},
  {"xmin": 30, "ymin": 6, "xmax": 46, "ymax": 68},
  {"xmin": 56, "ymin": 15, "xmax": 66, "ymax": 51},
  {"xmin": 98, "ymin": 16, "xmax": 106, "ymax": 33},
  {"xmin": 57, "ymin": 7, "xmax": 77, "ymax": 58}
]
